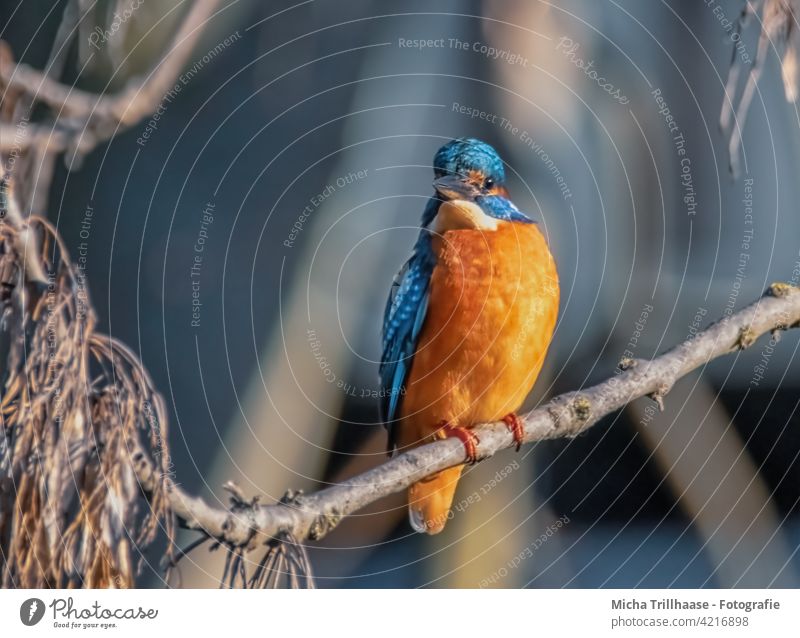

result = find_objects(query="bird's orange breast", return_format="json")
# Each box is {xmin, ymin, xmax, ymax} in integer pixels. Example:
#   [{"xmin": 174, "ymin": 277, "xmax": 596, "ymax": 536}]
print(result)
[{"xmin": 397, "ymin": 221, "xmax": 559, "ymax": 450}]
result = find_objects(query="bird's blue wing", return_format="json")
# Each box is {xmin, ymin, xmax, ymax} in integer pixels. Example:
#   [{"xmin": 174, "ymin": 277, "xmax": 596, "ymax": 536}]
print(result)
[{"xmin": 380, "ymin": 227, "xmax": 436, "ymax": 454}]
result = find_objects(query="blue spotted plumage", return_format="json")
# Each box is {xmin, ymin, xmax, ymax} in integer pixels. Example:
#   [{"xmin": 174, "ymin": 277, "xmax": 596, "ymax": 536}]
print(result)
[
  {"xmin": 379, "ymin": 230, "xmax": 434, "ymax": 450},
  {"xmin": 380, "ymin": 138, "xmax": 532, "ymax": 452}
]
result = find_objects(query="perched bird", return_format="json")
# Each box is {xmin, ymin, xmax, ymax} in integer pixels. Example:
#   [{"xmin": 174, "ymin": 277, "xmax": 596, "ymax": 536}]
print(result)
[{"xmin": 380, "ymin": 137, "xmax": 559, "ymax": 534}]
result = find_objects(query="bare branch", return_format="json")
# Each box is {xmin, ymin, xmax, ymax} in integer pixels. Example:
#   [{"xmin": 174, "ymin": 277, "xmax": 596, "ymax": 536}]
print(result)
[
  {"xmin": 135, "ymin": 283, "xmax": 800, "ymax": 547},
  {"xmin": 0, "ymin": 0, "xmax": 223, "ymax": 155},
  {"xmin": 721, "ymin": 0, "xmax": 800, "ymax": 176}
]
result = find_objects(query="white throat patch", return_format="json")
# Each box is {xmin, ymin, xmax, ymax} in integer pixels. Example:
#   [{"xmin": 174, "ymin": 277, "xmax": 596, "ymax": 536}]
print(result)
[{"xmin": 433, "ymin": 199, "xmax": 500, "ymax": 232}]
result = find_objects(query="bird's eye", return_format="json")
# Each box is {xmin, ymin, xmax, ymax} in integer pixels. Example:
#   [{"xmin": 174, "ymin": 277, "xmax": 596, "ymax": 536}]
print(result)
[{"xmin": 484, "ymin": 178, "xmax": 494, "ymax": 190}]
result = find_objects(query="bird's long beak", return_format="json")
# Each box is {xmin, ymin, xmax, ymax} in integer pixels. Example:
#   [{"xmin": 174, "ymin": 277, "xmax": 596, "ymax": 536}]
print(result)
[{"xmin": 433, "ymin": 174, "xmax": 480, "ymax": 200}]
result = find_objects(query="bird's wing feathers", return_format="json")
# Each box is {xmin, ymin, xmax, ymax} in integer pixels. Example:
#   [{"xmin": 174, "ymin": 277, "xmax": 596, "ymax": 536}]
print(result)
[{"xmin": 380, "ymin": 230, "xmax": 435, "ymax": 452}]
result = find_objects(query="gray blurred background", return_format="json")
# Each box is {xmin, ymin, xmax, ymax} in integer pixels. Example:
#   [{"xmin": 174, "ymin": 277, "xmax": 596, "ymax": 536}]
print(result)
[{"xmin": 4, "ymin": 0, "xmax": 800, "ymax": 587}]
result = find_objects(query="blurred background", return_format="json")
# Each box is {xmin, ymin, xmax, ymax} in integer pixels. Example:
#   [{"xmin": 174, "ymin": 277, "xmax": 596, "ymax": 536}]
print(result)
[{"xmin": 3, "ymin": 0, "xmax": 800, "ymax": 587}]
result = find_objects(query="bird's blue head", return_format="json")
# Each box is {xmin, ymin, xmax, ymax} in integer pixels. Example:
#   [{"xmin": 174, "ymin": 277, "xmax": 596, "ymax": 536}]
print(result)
[
  {"xmin": 428, "ymin": 137, "xmax": 532, "ymax": 225},
  {"xmin": 433, "ymin": 137, "xmax": 506, "ymax": 191}
]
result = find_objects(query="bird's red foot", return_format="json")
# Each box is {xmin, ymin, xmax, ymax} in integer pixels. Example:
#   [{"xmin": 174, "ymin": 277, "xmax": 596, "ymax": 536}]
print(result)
[
  {"xmin": 502, "ymin": 412, "xmax": 525, "ymax": 451},
  {"xmin": 438, "ymin": 421, "xmax": 480, "ymax": 464}
]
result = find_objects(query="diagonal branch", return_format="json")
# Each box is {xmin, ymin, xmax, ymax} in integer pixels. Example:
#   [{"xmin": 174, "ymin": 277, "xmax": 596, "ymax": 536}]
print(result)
[{"xmin": 134, "ymin": 283, "xmax": 800, "ymax": 548}]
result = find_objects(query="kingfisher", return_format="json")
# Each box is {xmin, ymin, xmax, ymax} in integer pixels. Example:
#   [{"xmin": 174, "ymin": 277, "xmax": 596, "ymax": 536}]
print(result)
[{"xmin": 380, "ymin": 137, "xmax": 560, "ymax": 534}]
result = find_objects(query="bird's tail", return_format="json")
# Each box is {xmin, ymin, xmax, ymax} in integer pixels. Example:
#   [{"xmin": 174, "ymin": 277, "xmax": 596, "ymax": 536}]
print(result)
[{"xmin": 407, "ymin": 465, "xmax": 464, "ymax": 534}]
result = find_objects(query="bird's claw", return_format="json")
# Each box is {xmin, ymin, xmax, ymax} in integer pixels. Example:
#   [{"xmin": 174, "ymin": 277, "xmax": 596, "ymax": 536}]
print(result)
[
  {"xmin": 502, "ymin": 412, "xmax": 525, "ymax": 451},
  {"xmin": 439, "ymin": 421, "xmax": 480, "ymax": 464}
]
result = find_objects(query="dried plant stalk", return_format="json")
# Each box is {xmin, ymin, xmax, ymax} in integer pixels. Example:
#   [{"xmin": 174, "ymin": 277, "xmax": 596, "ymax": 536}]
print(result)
[{"xmin": 0, "ymin": 215, "xmax": 174, "ymax": 588}]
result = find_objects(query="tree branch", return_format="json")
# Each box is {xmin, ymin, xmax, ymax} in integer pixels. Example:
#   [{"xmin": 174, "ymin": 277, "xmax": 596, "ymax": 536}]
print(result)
[
  {"xmin": 0, "ymin": 0, "xmax": 223, "ymax": 158},
  {"xmin": 136, "ymin": 283, "xmax": 800, "ymax": 548}
]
